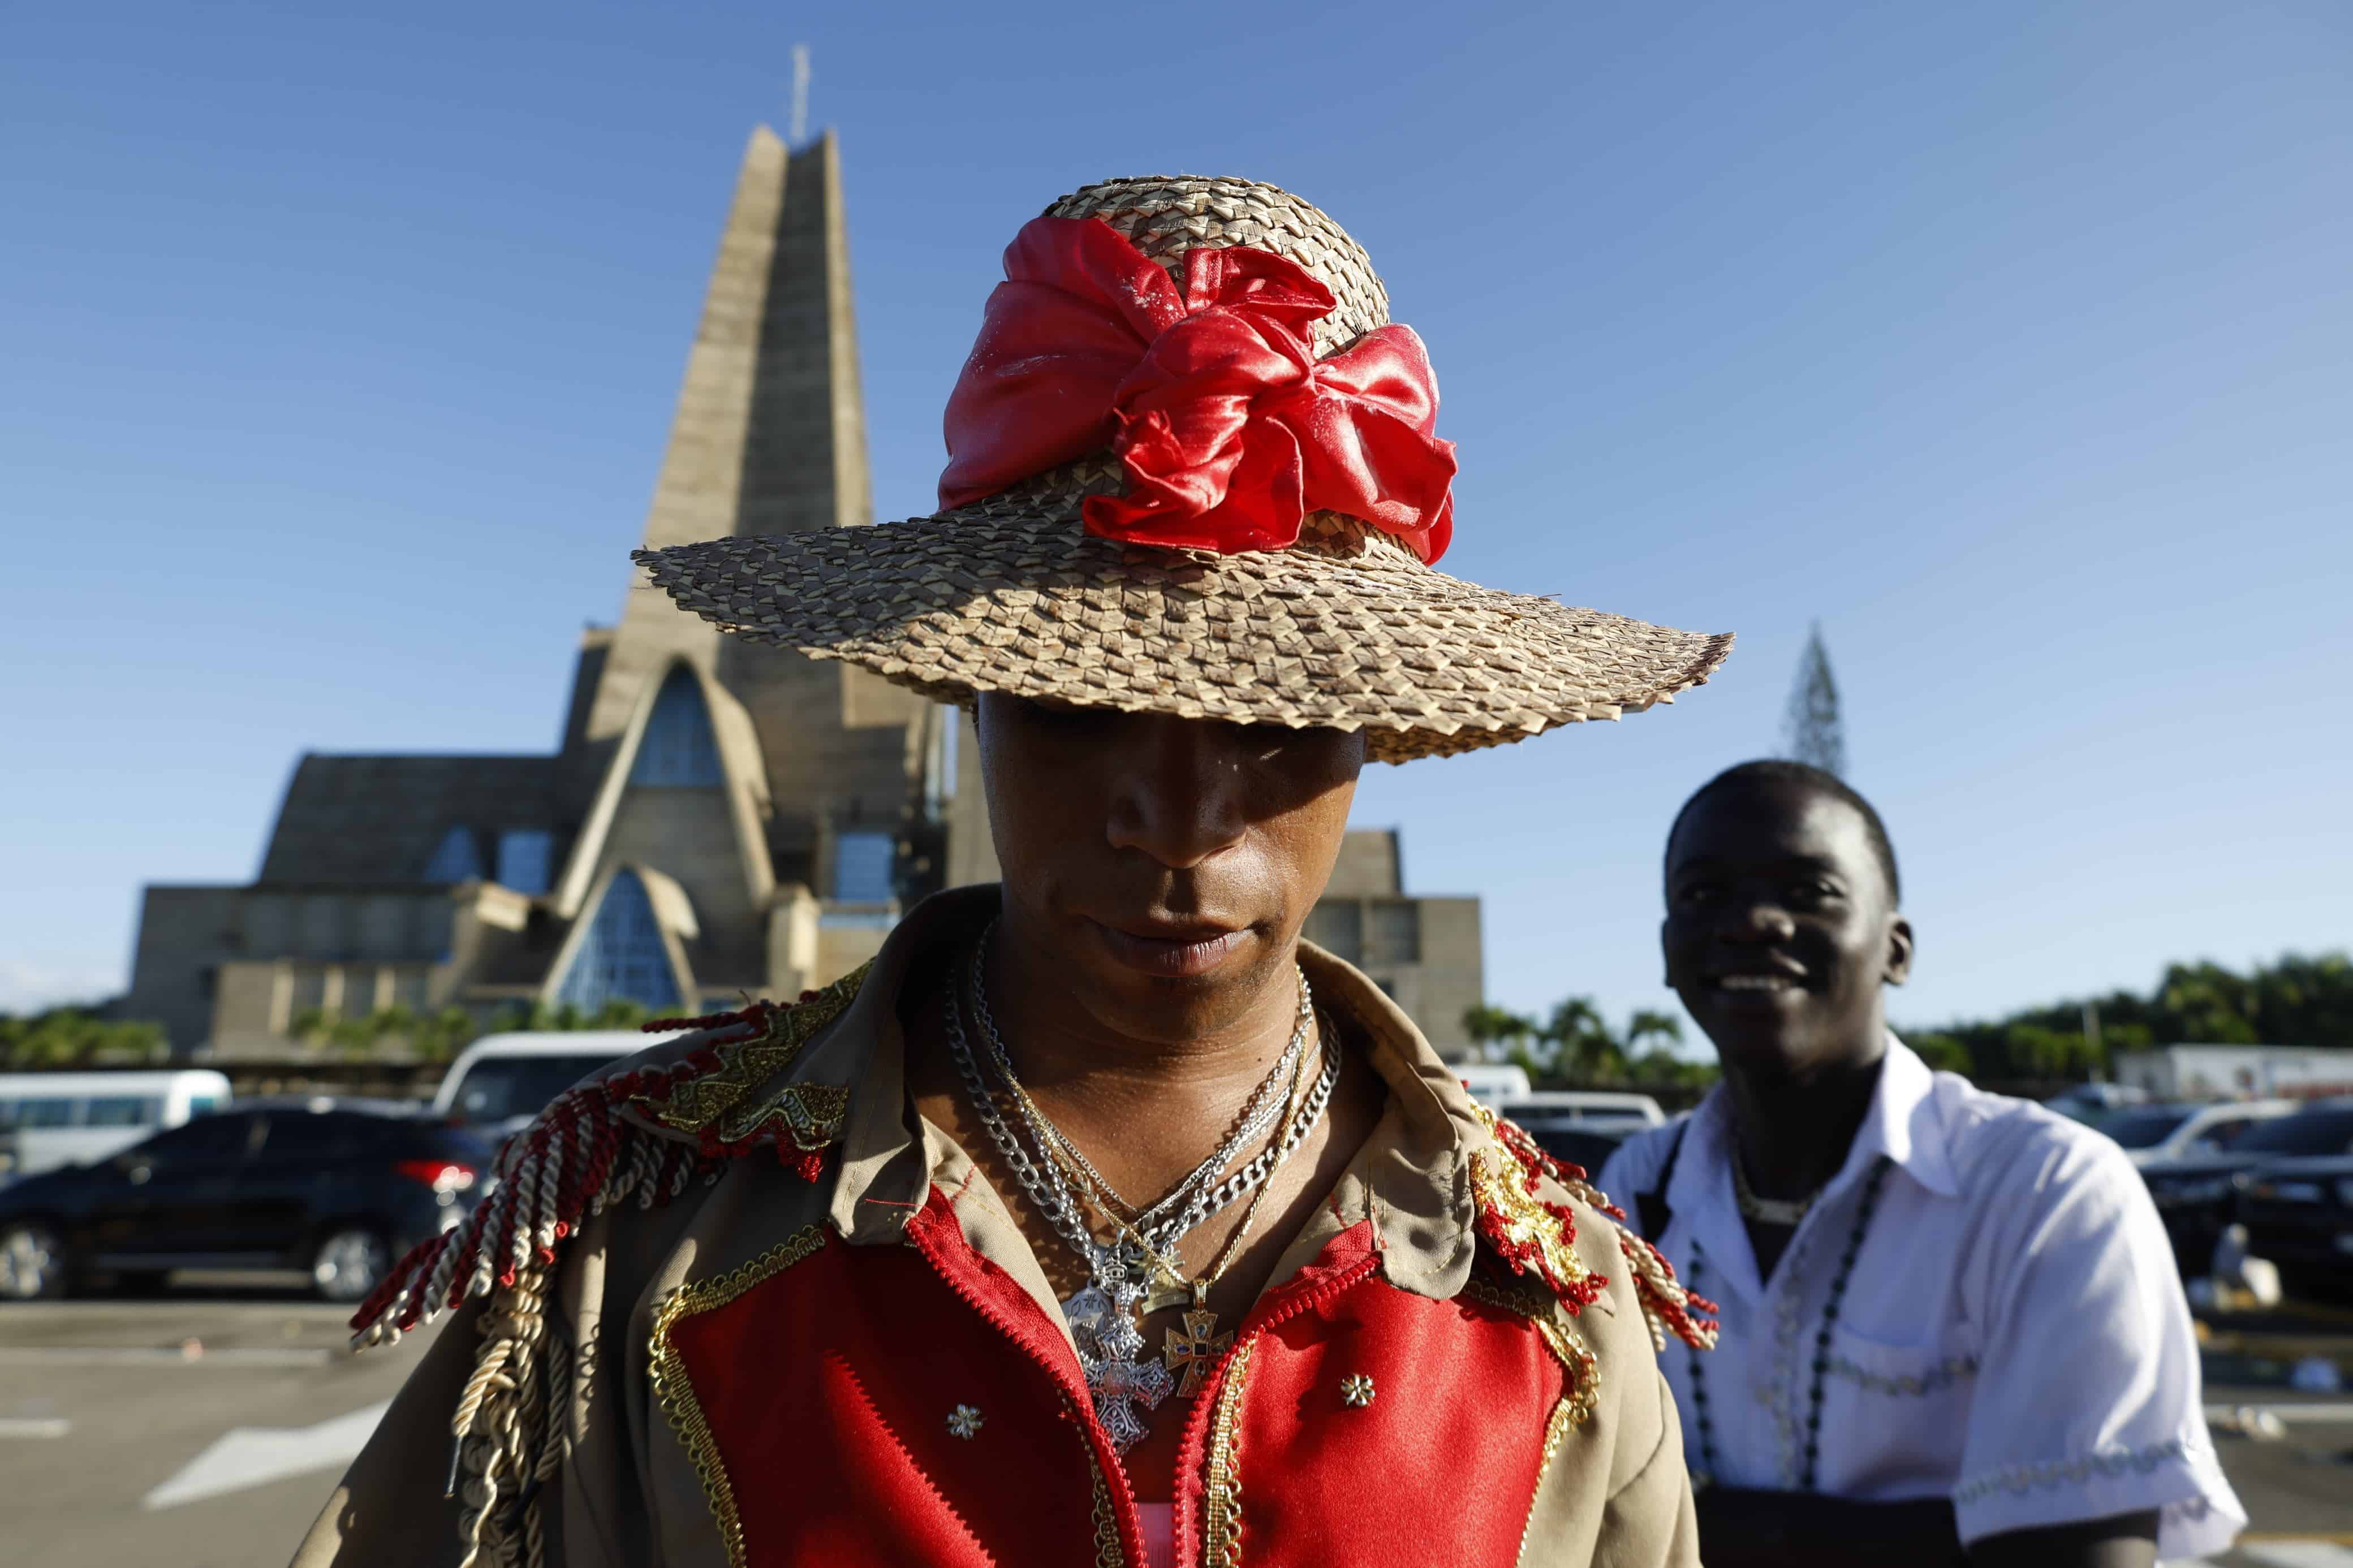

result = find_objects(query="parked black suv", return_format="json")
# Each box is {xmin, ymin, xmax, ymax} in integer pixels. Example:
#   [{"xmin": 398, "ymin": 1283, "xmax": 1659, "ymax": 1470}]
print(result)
[
  {"xmin": 2141, "ymin": 1102, "xmax": 2353, "ymax": 1277},
  {"xmin": 0, "ymin": 1100, "xmax": 493, "ymax": 1303},
  {"xmin": 2235, "ymin": 1148, "xmax": 2353, "ymax": 1297}
]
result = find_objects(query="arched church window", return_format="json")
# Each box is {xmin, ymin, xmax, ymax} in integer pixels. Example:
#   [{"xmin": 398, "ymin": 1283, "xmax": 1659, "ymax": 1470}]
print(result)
[
  {"xmin": 630, "ymin": 669, "xmax": 723, "ymax": 785},
  {"xmin": 421, "ymin": 826, "xmax": 484, "ymax": 883},
  {"xmin": 495, "ymin": 829, "xmax": 554, "ymax": 896},
  {"xmin": 554, "ymin": 870, "xmax": 682, "ymax": 1012}
]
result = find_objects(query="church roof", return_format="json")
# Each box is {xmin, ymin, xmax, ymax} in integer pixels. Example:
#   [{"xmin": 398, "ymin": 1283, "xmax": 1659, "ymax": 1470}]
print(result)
[{"xmin": 256, "ymin": 753, "xmax": 559, "ymax": 885}]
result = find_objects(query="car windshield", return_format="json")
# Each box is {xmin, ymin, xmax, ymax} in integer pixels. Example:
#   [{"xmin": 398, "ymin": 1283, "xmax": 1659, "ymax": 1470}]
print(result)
[
  {"xmin": 447, "ymin": 1056, "xmax": 615, "ymax": 1125},
  {"xmin": 2233, "ymin": 1109, "xmax": 2353, "ymax": 1157},
  {"xmin": 2101, "ymin": 1107, "xmax": 2196, "ymax": 1149}
]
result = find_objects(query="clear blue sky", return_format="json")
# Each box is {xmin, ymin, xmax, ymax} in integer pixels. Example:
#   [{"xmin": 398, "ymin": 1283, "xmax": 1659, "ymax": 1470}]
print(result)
[{"xmin": 5, "ymin": 1, "xmax": 2347, "ymax": 1047}]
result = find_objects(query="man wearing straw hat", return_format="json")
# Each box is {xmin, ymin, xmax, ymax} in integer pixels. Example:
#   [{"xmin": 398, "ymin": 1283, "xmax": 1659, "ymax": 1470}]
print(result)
[{"xmin": 295, "ymin": 175, "xmax": 1731, "ymax": 1568}]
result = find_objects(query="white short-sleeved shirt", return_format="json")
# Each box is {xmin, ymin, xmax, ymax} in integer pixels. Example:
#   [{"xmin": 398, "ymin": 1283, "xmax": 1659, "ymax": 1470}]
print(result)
[{"xmin": 1596, "ymin": 1039, "xmax": 2244, "ymax": 1561}]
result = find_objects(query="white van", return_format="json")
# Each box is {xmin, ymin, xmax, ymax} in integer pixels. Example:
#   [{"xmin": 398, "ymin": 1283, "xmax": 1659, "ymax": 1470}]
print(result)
[
  {"xmin": 1454, "ymin": 1064, "xmax": 1535, "ymax": 1108},
  {"xmin": 431, "ymin": 1032, "xmax": 683, "ymax": 1137},
  {"xmin": 0, "ymin": 1070, "xmax": 234, "ymax": 1181},
  {"xmin": 1497, "ymin": 1090, "xmax": 1668, "ymax": 1132}
]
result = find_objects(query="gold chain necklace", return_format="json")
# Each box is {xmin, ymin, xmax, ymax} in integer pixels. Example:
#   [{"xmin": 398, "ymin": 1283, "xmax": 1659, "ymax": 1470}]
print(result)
[{"xmin": 1049, "ymin": 1011, "xmax": 1331, "ymax": 1395}]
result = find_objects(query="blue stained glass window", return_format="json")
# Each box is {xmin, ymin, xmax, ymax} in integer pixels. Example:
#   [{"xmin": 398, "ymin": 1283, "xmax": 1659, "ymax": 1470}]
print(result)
[
  {"xmin": 554, "ymin": 871, "xmax": 682, "ymax": 1012},
  {"xmin": 833, "ymin": 832, "xmax": 897, "ymax": 903},
  {"xmin": 422, "ymin": 826, "xmax": 484, "ymax": 883},
  {"xmin": 495, "ymin": 829, "xmax": 554, "ymax": 895},
  {"xmin": 630, "ymin": 669, "xmax": 722, "ymax": 785}
]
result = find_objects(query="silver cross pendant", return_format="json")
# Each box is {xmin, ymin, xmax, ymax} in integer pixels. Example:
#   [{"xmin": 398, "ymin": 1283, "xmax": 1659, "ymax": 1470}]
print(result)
[{"xmin": 1080, "ymin": 1342, "xmax": 1174, "ymax": 1454}]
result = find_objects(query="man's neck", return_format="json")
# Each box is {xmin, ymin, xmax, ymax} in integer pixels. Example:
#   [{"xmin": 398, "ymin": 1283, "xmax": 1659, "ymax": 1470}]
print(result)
[
  {"xmin": 1722, "ymin": 1036, "xmax": 1889, "ymax": 1200},
  {"xmin": 982, "ymin": 918, "xmax": 1308, "ymax": 1208}
]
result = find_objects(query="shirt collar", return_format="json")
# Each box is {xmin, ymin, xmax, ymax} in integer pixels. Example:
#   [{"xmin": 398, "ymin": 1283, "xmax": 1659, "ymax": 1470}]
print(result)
[
  {"xmin": 789, "ymin": 884, "xmax": 1486, "ymax": 1304},
  {"xmin": 1853, "ymin": 1035, "xmax": 1960, "ymax": 1198},
  {"xmin": 1664, "ymin": 1033, "xmax": 1959, "ymax": 1298}
]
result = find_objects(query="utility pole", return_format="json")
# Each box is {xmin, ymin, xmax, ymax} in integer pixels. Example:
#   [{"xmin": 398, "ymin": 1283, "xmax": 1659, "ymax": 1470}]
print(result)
[{"xmin": 1781, "ymin": 621, "xmax": 1847, "ymax": 777}]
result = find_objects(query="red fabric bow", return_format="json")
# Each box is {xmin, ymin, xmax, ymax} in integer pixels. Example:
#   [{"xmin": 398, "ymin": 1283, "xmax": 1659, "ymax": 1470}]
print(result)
[{"xmin": 938, "ymin": 217, "xmax": 1456, "ymax": 563}]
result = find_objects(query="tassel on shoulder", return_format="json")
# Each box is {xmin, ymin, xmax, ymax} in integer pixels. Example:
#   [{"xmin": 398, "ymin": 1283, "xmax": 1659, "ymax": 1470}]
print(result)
[
  {"xmin": 343, "ymin": 965, "xmax": 868, "ymax": 1568},
  {"xmin": 348, "ymin": 965, "xmax": 868, "ymax": 1351},
  {"xmin": 1469, "ymin": 1105, "xmax": 1719, "ymax": 1355}
]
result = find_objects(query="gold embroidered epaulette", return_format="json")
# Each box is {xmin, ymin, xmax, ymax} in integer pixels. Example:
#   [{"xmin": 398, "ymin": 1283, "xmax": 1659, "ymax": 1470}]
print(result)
[
  {"xmin": 341, "ymin": 967, "xmax": 875, "ymax": 1560},
  {"xmin": 1470, "ymin": 1105, "xmax": 1720, "ymax": 1354},
  {"xmin": 347, "ymin": 964, "xmax": 871, "ymax": 1354},
  {"xmin": 627, "ymin": 965, "xmax": 865, "ymax": 1176}
]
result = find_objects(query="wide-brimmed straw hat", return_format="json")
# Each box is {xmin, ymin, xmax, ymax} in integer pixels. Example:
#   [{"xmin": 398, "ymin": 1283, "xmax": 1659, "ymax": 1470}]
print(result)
[{"xmin": 637, "ymin": 175, "xmax": 1732, "ymax": 761}]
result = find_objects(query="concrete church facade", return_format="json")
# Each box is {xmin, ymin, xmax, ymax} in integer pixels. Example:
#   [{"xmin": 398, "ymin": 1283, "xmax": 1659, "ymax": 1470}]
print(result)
[{"xmin": 121, "ymin": 127, "xmax": 1484, "ymax": 1062}]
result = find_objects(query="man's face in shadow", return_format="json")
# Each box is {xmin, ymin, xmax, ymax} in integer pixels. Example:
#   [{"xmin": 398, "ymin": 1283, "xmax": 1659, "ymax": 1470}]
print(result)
[
  {"xmin": 976, "ymin": 692, "xmax": 1365, "ymax": 1043},
  {"xmin": 1661, "ymin": 781, "xmax": 1913, "ymax": 1081}
]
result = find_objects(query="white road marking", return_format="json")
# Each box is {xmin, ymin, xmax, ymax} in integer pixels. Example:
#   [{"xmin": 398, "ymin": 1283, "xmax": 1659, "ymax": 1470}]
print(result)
[
  {"xmin": 0, "ymin": 1346, "xmax": 332, "ymax": 1367},
  {"xmin": 2204, "ymin": 1402, "xmax": 2353, "ymax": 1424},
  {"xmin": 2239, "ymin": 1545, "xmax": 2353, "ymax": 1568},
  {"xmin": 141, "ymin": 1401, "xmax": 389, "ymax": 1510},
  {"xmin": 0, "ymin": 1417, "xmax": 70, "ymax": 1438}
]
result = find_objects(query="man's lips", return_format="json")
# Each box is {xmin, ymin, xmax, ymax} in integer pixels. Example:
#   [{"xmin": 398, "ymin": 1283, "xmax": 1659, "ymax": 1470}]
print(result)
[{"xmin": 1087, "ymin": 917, "xmax": 1249, "ymax": 978}]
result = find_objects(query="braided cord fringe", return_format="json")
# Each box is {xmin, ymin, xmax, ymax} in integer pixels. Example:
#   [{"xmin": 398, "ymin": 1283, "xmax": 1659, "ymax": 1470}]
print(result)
[
  {"xmin": 1484, "ymin": 1113, "xmax": 1720, "ymax": 1353},
  {"xmin": 344, "ymin": 1011, "xmax": 807, "ymax": 1565}
]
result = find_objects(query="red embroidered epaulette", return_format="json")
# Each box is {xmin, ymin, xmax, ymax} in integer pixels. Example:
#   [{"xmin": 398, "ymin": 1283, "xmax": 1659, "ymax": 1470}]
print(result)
[
  {"xmin": 347, "ymin": 964, "xmax": 869, "ymax": 1349},
  {"xmin": 1469, "ymin": 1106, "xmax": 1719, "ymax": 1354}
]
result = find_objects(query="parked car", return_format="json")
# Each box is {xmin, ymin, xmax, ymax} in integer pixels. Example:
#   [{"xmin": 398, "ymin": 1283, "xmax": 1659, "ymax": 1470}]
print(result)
[
  {"xmin": 1454, "ymin": 1064, "xmax": 1535, "ymax": 1109},
  {"xmin": 2141, "ymin": 1101, "xmax": 2353, "ymax": 1277},
  {"xmin": 2044, "ymin": 1082, "xmax": 2150, "ymax": 1124},
  {"xmin": 1497, "ymin": 1094, "xmax": 1665, "ymax": 1180},
  {"xmin": 0, "ymin": 1070, "xmax": 232, "ymax": 1181},
  {"xmin": 2096, "ymin": 1100, "xmax": 2298, "ymax": 1168},
  {"xmin": 2233, "ymin": 1154, "xmax": 2353, "ymax": 1297},
  {"xmin": 1520, "ymin": 1122, "xmax": 1636, "ymax": 1177},
  {"xmin": 0, "ymin": 1098, "xmax": 494, "ymax": 1303},
  {"xmin": 1499, "ymin": 1091, "xmax": 1667, "ymax": 1132},
  {"xmin": 432, "ymin": 1031, "xmax": 678, "ymax": 1138}
]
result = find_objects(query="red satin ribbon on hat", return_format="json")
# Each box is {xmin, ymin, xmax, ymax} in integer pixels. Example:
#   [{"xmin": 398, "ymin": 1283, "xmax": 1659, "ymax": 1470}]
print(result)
[{"xmin": 938, "ymin": 216, "xmax": 1456, "ymax": 563}]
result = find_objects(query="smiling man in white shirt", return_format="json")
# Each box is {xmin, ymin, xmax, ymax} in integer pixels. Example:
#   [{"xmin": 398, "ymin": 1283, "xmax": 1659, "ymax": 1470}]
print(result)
[{"xmin": 1598, "ymin": 760, "xmax": 2244, "ymax": 1568}]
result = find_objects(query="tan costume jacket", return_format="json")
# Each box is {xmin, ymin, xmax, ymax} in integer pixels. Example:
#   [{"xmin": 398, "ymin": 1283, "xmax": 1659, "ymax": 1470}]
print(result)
[{"xmin": 294, "ymin": 887, "xmax": 1704, "ymax": 1567}]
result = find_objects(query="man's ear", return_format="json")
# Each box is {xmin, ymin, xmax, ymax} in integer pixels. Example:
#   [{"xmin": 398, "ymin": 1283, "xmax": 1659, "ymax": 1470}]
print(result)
[
  {"xmin": 1659, "ymin": 917, "xmax": 1673, "ymax": 987},
  {"xmin": 1884, "ymin": 915, "xmax": 1915, "ymax": 987}
]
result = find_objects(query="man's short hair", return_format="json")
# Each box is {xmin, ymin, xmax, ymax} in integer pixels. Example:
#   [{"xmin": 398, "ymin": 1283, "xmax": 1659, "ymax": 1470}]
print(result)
[{"xmin": 1666, "ymin": 759, "xmax": 1901, "ymax": 905}]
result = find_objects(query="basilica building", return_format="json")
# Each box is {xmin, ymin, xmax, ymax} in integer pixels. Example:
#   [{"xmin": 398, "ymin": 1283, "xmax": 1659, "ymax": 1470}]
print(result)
[{"xmin": 120, "ymin": 127, "xmax": 1483, "ymax": 1061}]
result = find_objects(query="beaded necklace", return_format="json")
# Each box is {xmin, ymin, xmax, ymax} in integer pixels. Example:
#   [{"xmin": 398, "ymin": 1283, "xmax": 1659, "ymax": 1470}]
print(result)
[{"xmin": 1685, "ymin": 1155, "xmax": 1891, "ymax": 1492}]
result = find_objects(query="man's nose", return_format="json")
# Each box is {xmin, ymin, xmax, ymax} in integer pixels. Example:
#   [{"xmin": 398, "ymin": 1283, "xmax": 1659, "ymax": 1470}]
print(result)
[
  {"xmin": 1104, "ymin": 715, "xmax": 1249, "ymax": 870},
  {"xmin": 1722, "ymin": 898, "xmax": 1796, "ymax": 941}
]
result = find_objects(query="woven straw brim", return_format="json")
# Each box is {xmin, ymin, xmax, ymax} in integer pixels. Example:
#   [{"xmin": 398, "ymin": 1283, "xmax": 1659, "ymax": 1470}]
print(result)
[{"xmin": 636, "ymin": 481, "xmax": 1731, "ymax": 763}]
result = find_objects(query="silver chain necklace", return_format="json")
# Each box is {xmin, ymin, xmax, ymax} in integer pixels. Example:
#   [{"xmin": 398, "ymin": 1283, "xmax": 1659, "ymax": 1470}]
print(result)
[
  {"xmin": 967, "ymin": 940, "xmax": 1311, "ymax": 1255},
  {"xmin": 945, "ymin": 929, "xmax": 1334, "ymax": 1452}
]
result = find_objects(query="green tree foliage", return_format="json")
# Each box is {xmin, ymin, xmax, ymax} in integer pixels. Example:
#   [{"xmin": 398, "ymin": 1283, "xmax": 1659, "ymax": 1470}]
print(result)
[
  {"xmin": 286, "ymin": 997, "xmax": 656, "ymax": 1063},
  {"xmin": 1461, "ymin": 1004, "xmax": 1540, "ymax": 1062},
  {"xmin": 1461, "ymin": 997, "xmax": 1714, "ymax": 1089},
  {"xmin": 0, "ymin": 1008, "xmax": 169, "ymax": 1069},
  {"xmin": 1907, "ymin": 951, "xmax": 2351, "ymax": 1081}
]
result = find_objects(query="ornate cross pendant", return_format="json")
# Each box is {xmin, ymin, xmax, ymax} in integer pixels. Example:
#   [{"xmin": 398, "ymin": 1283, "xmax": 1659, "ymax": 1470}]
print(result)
[
  {"xmin": 1081, "ymin": 1346, "xmax": 1174, "ymax": 1453},
  {"xmin": 1162, "ymin": 1306, "xmax": 1234, "ymax": 1398}
]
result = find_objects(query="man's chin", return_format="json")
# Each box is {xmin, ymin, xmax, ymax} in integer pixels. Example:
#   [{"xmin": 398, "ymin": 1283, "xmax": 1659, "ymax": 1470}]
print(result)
[{"xmin": 1701, "ymin": 1017, "xmax": 1817, "ymax": 1081}]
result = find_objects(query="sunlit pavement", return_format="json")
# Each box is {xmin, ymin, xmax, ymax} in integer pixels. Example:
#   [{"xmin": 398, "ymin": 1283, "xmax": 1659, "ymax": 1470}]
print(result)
[
  {"xmin": 0, "ymin": 1286, "xmax": 438, "ymax": 1568},
  {"xmin": 0, "ymin": 1287, "xmax": 2347, "ymax": 1568}
]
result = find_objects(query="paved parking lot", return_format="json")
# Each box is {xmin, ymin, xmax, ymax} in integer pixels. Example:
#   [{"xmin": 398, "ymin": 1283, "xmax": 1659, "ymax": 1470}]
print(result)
[
  {"xmin": 0, "ymin": 1289, "xmax": 438, "ymax": 1568},
  {"xmin": 0, "ymin": 1288, "xmax": 2347, "ymax": 1568}
]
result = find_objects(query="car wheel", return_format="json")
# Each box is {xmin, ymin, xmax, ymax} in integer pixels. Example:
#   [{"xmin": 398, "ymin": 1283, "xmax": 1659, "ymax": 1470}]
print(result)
[
  {"xmin": 0, "ymin": 1222, "xmax": 70, "ymax": 1302},
  {"xmin": 309, "ymin": 1228, "xmax": 391, "ymax": 1304}
]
